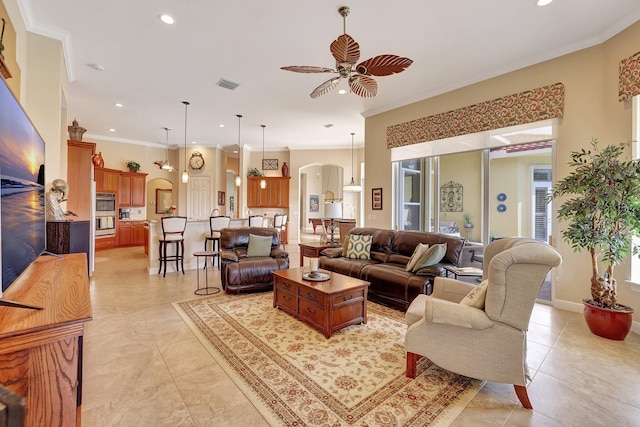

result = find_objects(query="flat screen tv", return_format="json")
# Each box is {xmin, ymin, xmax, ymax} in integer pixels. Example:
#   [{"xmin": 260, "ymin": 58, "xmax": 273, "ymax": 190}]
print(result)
[{"xmin": 0, "ymin": 76, "xmax": 46, "ymax": 305}]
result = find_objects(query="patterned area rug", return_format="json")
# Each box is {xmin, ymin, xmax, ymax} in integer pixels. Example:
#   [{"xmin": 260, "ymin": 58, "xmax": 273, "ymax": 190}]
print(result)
[{"xmin": 173, "ymin": 292, "xmax": 483, "ymax": 426}]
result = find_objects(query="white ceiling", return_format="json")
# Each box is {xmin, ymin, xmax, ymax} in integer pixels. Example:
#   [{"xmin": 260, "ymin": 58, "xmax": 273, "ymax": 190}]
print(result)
[{"xmin": 19, "ymin": 0, "xmax": 640, "ymax": 152}]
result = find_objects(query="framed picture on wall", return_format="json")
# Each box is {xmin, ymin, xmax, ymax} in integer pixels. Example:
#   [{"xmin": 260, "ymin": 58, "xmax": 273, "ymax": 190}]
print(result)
[
  {"xmin": 309, "ymin": 195, "xmax": 319, "ymax": 212},
  {"xmin": 372, "ymin": 188, "xmax": 383, "ymax": 210},
  {"xmin": 218, "ymin": 191, "xmax": 225, "ymax": 205},
  {"xmin": 155, "ymin": 189, "xmax": 173, "ymax": 214}
]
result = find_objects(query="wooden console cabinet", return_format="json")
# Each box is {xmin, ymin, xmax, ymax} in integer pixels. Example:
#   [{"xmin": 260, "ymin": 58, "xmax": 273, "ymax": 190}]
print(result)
[{"xmin": 0, "ymin": 254, "xmax": 92, "ymax": 427}]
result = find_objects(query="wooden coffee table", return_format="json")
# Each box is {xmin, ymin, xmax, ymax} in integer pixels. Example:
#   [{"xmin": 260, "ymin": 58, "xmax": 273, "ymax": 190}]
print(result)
[{"xmin": 273, "ymin": 267, "xmax": 370, "ymax": 338}]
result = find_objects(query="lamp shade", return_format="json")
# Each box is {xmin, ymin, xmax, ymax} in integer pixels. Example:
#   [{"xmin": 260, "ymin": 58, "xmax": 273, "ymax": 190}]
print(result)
[{"xmin": 324, "ymin": 202, "xmax": 342, "ymax": 219}]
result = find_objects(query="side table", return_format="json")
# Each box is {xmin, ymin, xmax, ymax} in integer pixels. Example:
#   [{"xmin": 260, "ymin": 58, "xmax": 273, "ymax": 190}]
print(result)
[
  {"xmin": 444, "ymin": 266, "xmax": 483, "ymax": 281},
  {"xmin": 298, "ymin": 242, "xmax": 335, "ymax": 266},
  {"xmin": 193, "ymin": 251, "xmax": 221, "ymax": 295}
]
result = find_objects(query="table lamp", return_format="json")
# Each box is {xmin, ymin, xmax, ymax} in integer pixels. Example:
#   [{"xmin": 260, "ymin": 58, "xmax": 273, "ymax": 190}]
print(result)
[{"xmin": 324, "ymin": 202, "xmax": 342, "ymax": 245}]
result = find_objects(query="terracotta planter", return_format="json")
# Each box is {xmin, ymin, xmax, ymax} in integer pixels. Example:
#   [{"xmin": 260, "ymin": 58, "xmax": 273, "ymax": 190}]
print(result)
[{"xmin": 583, "ymin": 301, "xmax": 633, "ymax": 340}]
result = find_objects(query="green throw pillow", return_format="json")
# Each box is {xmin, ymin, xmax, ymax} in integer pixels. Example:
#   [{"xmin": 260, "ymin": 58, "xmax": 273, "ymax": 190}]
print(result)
[
  {"xmin": 247, "ymin": 233, "xmax": 273, "ymax": 257},
  {"xmin": 405, "ymin": 243, "xmax": 429, "ymax": 272},
  {"xmin": 342, "ymin": 235, "xmax": 350, "ymax": 257},
  {"xmin": 411, "ymin": 243, "xmax": 447, "ymax": 272},
  {"xmin": 345, "ymin": 234, "xmax": 372, "ymax": 259}
]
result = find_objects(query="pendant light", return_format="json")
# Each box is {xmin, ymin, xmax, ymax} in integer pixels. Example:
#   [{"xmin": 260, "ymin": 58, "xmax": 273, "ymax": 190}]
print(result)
[
  {"xmin": 181, "ymin": 101, "xmax": 190, "ymax": 184},
  {"xmin": 260, "ymin": 125, "xmax": 267, "ymax": 189},
  {"xmin": 155, "ymin": 127, "xmax": 174, "ymax": 171},
  {"xmin": 235, "ymin": 114, "xmax": 242, "ymax": 186},
  {"xmin": 343, "ymin": 132, "xmax": 362, "ymax": 192}
]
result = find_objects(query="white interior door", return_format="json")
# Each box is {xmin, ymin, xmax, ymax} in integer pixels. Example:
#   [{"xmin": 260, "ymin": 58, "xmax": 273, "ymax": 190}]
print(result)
[{"xmin": 189, "ymin": 175, "xmax": 211, "ymax": 219}]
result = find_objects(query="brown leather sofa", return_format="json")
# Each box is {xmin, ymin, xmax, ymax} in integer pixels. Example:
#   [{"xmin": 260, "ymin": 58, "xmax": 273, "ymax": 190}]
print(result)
[
  {"xmin": 319, "ymin": 227, "xmax": 465, "ymax": 310},
  {"xmin": 220, "ymin": 227, "xmax": 289, "ymax": 293}
]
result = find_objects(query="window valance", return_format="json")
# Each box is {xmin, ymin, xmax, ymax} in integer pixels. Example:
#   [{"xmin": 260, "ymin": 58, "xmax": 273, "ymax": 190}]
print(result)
[
  {"xmin": 619, "ymin": 50, "xmax": 640, "ymax": 102},
  {"xmin": 386, "ymin": 83, "xmax": 564, "ymax": 148}
]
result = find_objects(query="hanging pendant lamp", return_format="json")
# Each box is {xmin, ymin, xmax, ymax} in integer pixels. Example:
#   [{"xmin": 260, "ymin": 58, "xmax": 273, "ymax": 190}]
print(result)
[
  {"xmin": 343, "ymin": 132, "xmax": 362, "ymax": 192},
  {"xmin": 235, "ymin": 114, "xmax": 242, "ymax": 186},
  {"xmin": 181, "ymin": 101, "xmax": 190, "ymax": 183},
  {"xmin": 260, "ymin": 125, "xmax": 267, "ymax": 189},
  {"xmin": 153, "ymin": 127, "xmax": 174, "ymax": 171}
]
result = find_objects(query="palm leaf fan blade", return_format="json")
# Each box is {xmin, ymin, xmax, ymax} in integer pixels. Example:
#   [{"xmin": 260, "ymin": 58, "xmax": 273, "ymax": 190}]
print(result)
[
  {"xmin": 310, "ymin": 77, "xmax": 341, "ymax": 98},
  {"xmin": 281, "ymin": 66, "xmax": 336, "ymax": 73},
  {"xmin": 348, "ymin": 74, "xmax": 377, "ymax": 97},
  {"xmin": 330, "ymin": 34, "xmax": 360, "ymax": 64},
  {"xmin": 356, "ymin": 55, "xmax": 413, "ymax": 76}
]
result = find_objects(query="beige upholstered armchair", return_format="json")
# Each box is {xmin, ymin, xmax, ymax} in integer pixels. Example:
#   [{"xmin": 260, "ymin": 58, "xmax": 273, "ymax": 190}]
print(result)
[{"xmin": 405, "ymin": 238, "xmax": 562, "ymax": 409}]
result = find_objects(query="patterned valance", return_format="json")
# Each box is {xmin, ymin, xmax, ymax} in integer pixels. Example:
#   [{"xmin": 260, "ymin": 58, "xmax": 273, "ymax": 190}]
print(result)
[
  {"xmin": 386, "ymin": 83, "xmax": 565, "ymax": 148},
  {"xmin": 619, "ymin": 51, "xmax": 640, "ymax": 102}
]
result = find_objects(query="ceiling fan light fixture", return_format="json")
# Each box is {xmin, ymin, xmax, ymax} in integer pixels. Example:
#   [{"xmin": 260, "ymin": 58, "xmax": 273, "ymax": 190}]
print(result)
[
  {"xmin": 281, "ymin": 5, "xmax": 412, "ymax": 99},
  {"xmin": 155, "ymin": 127, "xmax": 176, "ymax": 171}
]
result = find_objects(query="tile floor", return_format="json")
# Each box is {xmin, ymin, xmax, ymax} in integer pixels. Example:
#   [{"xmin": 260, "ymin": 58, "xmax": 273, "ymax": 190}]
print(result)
[{"xmin": 82, "ymin": 233, "xmax": 640, "ymax": 426}]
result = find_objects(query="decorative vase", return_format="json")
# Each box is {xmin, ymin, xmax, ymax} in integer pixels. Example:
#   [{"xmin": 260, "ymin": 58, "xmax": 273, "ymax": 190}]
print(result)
[
  {"xmin": 91, "ymin": 152, "xmax": 104, "ymax": 168},
  {"xmin": 583, "ymin": 301, "xmax": 633, "ymax": 340},
  {"xmin": 282, "ymin": 162, "xmax": 289, "ymax": 177}
]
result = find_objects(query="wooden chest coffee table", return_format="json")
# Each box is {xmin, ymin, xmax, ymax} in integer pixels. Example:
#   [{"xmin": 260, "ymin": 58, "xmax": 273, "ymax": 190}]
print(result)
[{"xmin": 273, "ymin": 267, "xmax": 370, "ymax": 338}]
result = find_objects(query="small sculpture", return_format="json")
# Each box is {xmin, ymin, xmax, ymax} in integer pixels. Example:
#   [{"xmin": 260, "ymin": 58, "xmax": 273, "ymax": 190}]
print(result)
[
  {"xmin": 46, "ymin": 179, "xmax": 69, "ymax": 221},
  {"xmin": 68, "ymin": 119, "xmax": 87, "ymax": 141}
]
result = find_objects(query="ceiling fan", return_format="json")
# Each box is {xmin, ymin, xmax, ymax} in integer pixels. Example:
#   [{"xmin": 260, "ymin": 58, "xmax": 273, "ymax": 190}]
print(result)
[{"xmin": 281, "ymin": 6, "xmax": 413, "ymax": 98}]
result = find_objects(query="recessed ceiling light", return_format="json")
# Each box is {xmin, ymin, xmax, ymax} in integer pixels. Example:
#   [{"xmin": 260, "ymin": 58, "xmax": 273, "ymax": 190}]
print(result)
[
  {"xmin": 192, "ymin": 141, "xmax": 197, "ymax": 144},
  {"xmin": 88, "ymin": 63, "xmax": 104, "ymax": 71},
  {"xmin": 324, "ymin": 123, "xmax": 334, "ymax": 128},
  {"xmin": 108, "ymin": 128, "xmax": 116, "ymax": 132},
  {"xmin": 338, "ymin": 89, "xmax": 347, "ymax": 95},
  {"xmin": 114, "ymin": 103, "xmax": 123, "ymax": 108},
  {"xmin": 219, "ymin": 124, "xmax": 224, "ymax": 127},
  {"xmin": 535, "ymin": 0, "xmax": 553, "ymax": 6},
  {"xmin": 159, "ymin": 14, "xmax": 175, "ymax": 24},
  {"xmin": 233, "ymin": 150, "xmax": 238, "ymax": 154}
]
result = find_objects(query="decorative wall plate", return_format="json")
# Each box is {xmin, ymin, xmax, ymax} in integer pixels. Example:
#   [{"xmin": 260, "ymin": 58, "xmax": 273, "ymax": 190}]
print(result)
[
  {"xmin": 497, "ymin": 204, "xmax": 507, "ymax": 212},
  {"xmin": 262, "ymin": 158, "xmax": 278, "ymax": 170},
  {"xmin": 497, "ymin": 193, "xmax": 507, "ymax": 201}
]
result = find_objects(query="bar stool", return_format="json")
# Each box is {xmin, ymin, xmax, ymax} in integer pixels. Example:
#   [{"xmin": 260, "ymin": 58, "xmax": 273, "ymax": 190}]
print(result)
[
  {"xmin": 273, "ymin": 214, "xmax": 287, "ymax": 250},
  {"xmin": 193, "ymin": 251, "xmax": 221, "ymax": 295},
  {"xmin": 158, "ymin": 216, "xmax": 187, "ymax": 277},
  {"xmin": 203, "ymin": 215, "xmax": 230, "ymax": 269}
]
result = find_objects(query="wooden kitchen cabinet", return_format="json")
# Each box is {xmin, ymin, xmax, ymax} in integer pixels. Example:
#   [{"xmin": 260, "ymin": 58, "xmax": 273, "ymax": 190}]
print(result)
[
  {"xmin": 67, "ymin": 140, "xmax": 96, "ymax": 220},
  {"xmin": 119, "ymin": 172, "xmax": 147, "ymax": 206},
  {"xmin": 247, "ymin": 177, "xmax": 290, "ymax": 208},
  {"xmin": 95, "ymin": 167, "xmax": 120, "ymax": 193},
  {"xmin": 118, "ymin": 221, "xmax": 146, "ymax": 246}
]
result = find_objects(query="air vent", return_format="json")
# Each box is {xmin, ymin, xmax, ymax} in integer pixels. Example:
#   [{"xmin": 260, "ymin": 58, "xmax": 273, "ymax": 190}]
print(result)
[{"xmin": 216, "ymin": 78, "xmax": 240, "ymax": 90}]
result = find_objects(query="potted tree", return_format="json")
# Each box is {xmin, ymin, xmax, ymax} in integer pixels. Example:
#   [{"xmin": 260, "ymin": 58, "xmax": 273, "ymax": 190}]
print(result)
[{"xmin": 547, "ymin": 139, "xmax": 640, "ymax": 340}]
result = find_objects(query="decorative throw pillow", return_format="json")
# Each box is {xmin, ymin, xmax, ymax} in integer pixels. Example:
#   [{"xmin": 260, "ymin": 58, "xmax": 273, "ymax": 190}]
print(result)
[
  {"xmin": 246, "ymin": 233, "xmax": 273, "ymax": 257},
  {"xmin": 460, "ymin": 280, "xmax": 489, "ymax": 309},
  {"xmin": 405, "ymin": 243, "xmax": 429, "ymax": 272},
  {"xmin": 411, "ymin": 243, "xmax": 447, "ymax": 272},
  {"xmin": 342, "ymin": 235, "xmax": 351, "ymax": 257},
  {"xmin": 345, "ymin": 234, "xmax": 372, "ymax": 259}
]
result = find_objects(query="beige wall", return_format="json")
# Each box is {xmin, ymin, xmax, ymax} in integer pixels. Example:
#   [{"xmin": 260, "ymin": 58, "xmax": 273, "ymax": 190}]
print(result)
[{"xmin": 365, "ymin": 21, "xmax": 640, "ymax": 318}]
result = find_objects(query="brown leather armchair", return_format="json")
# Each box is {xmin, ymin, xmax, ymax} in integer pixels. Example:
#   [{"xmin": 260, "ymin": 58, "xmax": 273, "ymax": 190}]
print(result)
[{"xmin": 220, "ymin": 227, "xmax": 289, "ymax": 293}]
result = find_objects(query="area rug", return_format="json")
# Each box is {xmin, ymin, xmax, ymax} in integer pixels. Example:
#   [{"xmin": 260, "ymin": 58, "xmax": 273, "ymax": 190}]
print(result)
[{"xmin": 173, "ymin": 292, "xmax": 483, "ymax": 426}]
